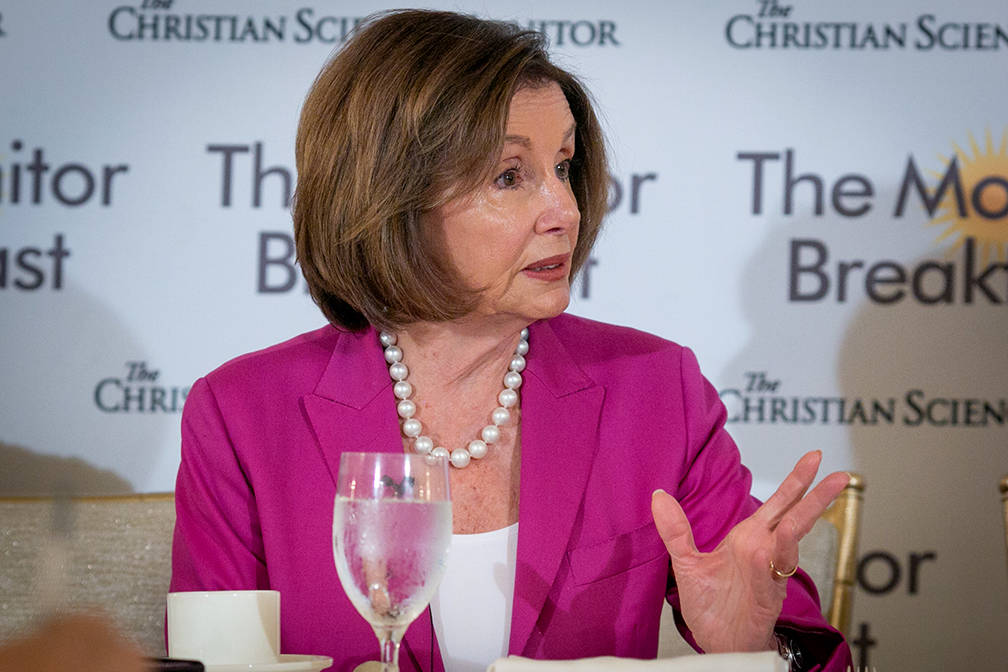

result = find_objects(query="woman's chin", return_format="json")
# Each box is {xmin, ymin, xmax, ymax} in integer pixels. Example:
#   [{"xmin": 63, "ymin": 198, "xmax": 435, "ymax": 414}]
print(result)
[
  {"xmin": 519, "ymin": 288, "xmax": 572, "ymax": 322},
  {"xmin": 473, "ymin": 287, "xmax": 571, "ymax": 326}
]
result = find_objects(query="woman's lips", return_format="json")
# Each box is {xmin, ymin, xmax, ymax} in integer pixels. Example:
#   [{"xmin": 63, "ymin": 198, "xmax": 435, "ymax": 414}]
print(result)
[{"xmin": 522, "ymin": 254, "xmax": 570, "ymax": 281}]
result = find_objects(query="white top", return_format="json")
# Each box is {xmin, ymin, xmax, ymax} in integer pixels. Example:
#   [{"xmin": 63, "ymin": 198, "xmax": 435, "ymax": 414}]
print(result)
[{"xmin": 431, "ymin": 523, "xmax": 519, "ymax": 672}]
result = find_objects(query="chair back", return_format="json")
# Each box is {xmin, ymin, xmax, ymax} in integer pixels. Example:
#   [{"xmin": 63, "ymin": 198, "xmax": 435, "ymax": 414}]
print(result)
[
  {"xmin": 0, "ymin": 493, "xmax": 175, "ymax": 655},
  {"xmin": 1001, "ymin": 475, "xmax": 1008, "ymax": 575},
  {"xmin": 658, "ymin": 473, "xmax": 865, "ymax": 656}
]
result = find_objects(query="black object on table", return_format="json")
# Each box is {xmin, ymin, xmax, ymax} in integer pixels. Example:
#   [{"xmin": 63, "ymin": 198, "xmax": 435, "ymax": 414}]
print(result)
[{"xmin": 145, "ymin": 657, "xmax": 205, "ymax": 671}]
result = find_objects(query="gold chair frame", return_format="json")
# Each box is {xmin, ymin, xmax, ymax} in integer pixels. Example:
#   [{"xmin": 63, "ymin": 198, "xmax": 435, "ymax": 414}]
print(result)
[{"xmin": 818, "ymin": 472, "xmax": 864, "ymax": 637}]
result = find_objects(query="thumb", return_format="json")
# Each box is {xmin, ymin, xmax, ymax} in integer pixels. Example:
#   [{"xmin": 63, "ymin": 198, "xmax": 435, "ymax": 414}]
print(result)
[{"xmin": 651, "ymin": 489, "xmax": 698, "ymax": 563}]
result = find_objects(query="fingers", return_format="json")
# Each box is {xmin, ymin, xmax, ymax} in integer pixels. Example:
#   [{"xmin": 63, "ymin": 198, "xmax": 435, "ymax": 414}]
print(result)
[
  {"xmin": 779, "ymin": 470, "xmax": 851, "ymax": 538},
  {"xmin": 651, "ymin": 489, "xmax": 698, "ymax": 563},
  {"xmin": 771, "ymin": 470, "xmax": 851, "ymax": 580},
  {"xmin": 771, "ymin": 516, "xmax": 800, "ymax": 581},
  {"xmin": 754, "ymin": 450, "xmax": 823, "ymax": 527}
]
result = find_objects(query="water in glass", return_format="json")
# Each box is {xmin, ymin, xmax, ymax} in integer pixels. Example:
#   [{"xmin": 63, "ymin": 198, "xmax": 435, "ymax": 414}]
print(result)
[{"xmin": 332, "ymin": 452, "xmax": 451, "ymax": 672}]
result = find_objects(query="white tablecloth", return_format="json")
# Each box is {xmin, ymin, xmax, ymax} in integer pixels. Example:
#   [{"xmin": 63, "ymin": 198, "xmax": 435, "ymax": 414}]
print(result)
[{"xmin": 486, "ymin": 652, "xmax": 787, "ymax": 672}]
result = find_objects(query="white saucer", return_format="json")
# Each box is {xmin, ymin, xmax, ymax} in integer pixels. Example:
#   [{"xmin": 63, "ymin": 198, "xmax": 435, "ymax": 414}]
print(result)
[{"xmin": 204, "ymin": 654, "xmax": 333, "ymax": 672}]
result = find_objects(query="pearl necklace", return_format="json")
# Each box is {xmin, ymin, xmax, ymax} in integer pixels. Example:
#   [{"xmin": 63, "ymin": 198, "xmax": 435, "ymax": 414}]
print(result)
[{"xmin": 379, "ymin": 328, "xmax": 529, "ymax": 469}]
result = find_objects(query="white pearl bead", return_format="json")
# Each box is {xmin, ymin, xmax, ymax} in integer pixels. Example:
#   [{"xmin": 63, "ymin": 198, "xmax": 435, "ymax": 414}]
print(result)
[
  {"xmin": 389, "ymin": 362, "xmax": 408, "ymax": 381},
  {"xmin": 467, "ymin": 439, "xmax": 488, "ymax": 459},
  {"xmin": 379, "ymin": 331, "xmax": 397, "ymax": 347},
  {"xmin": 384, "ymin": 345, "xmax": 403, "ymax": 364},
  {"xmin": 430, "ymin": 446, "xmax": 450, "ymax": 460},
  {"xmin": 520, "ymin": 328, "xmax": 529, "ymax": 340},
  {"xmin": 498, "ymin": 388, "xmax": 518, "ymax": 408},
  {"xmin": 491, "ymin": 406, "xmax": 510, "ymax": 425},
  {"xmin": 414, "ymin": 436, "xmax": 433, "ymax": 454},
  {"xmin": 393, "ymin": 380, "xmax": 413, "ymax": 400},
  {"xmin": 516, "ymin": 339, "xmax": 529, "ymax": 356},
  {"xmin": 450, "ymin": 448, "xmax": 471, "ymax": 468},
  {"xmin": 480, "ymin": 425, "xmax": 500, "ymax": 444},
  {"xmin": 509, "ymin": 354, "xmax": 526, "ymax": 373},
  {"xmin": 402, "ymin": 418, "xmax": 422, "ymax": 437},
  {"xmin": 396, "ymin": 399, "xmax": 416, "ymax": 418},
  {"xmin": 503, "ymin": 371, "xmax": 522, "ymax": 389}
]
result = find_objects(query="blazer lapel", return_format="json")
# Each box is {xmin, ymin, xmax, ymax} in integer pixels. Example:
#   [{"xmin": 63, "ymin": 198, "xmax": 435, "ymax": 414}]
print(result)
[
  {"xmin": 302, "ymin": 327, "xmax": 444, "ymax": 671},
  {"xmin": 509, "ymin": 319, "xmax": 604, "ymax": 655},
  {"xmin": 302, "ymin": 326, "xmax": 401, "ymax": 485}
]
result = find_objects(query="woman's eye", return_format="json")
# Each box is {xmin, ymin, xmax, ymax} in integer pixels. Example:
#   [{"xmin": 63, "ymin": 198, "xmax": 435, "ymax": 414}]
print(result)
[
  {"xmin": 494, "ymin": 169, "xmax": 520, "ymax": 189},
  {"xmin": 555, "ymin": 159, "xmax": 572, "ymax": 181}
]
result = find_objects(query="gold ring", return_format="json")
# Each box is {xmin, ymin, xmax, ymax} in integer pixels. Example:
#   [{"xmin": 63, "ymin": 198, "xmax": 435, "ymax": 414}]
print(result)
[{"xmin": 770, "ymin": 560, "xmax": 797, "ymax": 580}]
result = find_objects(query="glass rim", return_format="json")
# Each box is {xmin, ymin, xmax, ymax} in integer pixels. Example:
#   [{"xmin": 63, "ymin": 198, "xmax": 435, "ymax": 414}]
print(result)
[{"xmin": 335, "ymin": 451, "xmax": 450, "ymax": 502}]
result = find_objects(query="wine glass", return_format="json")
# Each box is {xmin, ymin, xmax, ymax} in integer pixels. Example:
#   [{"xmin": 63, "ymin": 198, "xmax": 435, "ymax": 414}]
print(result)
[{"xmin": 332, "ymin": 452, "xmax": 452, "ymax": 672}]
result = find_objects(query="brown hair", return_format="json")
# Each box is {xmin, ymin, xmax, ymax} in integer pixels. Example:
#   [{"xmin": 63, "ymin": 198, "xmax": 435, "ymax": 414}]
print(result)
[{"xmin": 294, "ymin": 9, "xmax": 609, "ymax": 332}]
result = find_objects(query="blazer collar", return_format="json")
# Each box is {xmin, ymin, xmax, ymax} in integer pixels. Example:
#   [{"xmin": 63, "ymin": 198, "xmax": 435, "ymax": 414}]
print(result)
[
  {"xmin": 302, "ymin": 326, "xmax": 397, "ymax": 483},
  {"xmin": 312, "ymin": 325, "xmax": 388, "ymax": 407}
]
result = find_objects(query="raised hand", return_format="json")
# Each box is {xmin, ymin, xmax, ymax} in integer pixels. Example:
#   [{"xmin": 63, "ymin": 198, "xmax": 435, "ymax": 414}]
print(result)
[{"xmin": 651, "ymin": 450, "xmax": 850, "ymax": 654}]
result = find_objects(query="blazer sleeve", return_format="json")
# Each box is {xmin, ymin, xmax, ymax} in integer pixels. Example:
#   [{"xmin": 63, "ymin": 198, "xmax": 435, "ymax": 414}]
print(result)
[
  {"xmin": 666, "ymin": 347, "xmax": 852, "ymax": 672},
  {"xmin": 170, "ymin": 376, "xmax": 269, "ymax": 592}
]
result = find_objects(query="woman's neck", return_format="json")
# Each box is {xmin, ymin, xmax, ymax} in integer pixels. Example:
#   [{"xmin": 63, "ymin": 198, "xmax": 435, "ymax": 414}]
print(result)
[{"xmin": 395, "ymin": 316, "xmax": 528, "ymax": 390}]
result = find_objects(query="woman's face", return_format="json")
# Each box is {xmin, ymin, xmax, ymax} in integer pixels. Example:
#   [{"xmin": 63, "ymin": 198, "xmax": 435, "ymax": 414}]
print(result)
[{"xmin": 425, "ymin": 81, "xmax": 581, "ymax": 326}]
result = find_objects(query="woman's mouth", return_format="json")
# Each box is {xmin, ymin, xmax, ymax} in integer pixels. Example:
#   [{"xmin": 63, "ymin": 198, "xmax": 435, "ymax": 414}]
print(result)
[{"xmin": 522, "ymin": 255, "xmax": 570, "ymax": 280}]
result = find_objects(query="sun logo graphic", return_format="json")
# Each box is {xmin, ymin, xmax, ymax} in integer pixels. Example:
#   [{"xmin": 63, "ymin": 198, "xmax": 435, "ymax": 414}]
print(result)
[{"xmin": 927, "ymin": 128, "xmax": 1008, "ymax": 264}]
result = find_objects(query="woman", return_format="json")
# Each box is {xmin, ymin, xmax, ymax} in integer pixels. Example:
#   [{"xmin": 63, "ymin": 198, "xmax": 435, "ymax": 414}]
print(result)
[{"xmin": 171, "ymin": 9, "xmax": 852, "ymax": 672}]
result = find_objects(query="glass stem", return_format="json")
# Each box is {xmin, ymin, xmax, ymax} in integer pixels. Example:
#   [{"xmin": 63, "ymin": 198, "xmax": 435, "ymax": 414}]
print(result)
[{"xmin": 378, "ymin": 628, "xmax": 402, "ymax": 672}]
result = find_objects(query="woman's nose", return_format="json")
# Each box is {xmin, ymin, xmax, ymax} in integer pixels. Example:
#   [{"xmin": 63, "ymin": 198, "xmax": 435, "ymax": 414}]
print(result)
[{"xmin": 534, "ymin": 177, "xmax": 580, "ymax": 234}]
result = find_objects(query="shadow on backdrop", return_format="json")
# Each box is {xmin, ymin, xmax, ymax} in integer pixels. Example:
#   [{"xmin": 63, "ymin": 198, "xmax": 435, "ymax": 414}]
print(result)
[
  {"xmin": 837, "ymin": 268, "xmax": 1007, "ymax": 672},
  {"xmin": 0, "ymin": 440, "xmax": 134, "ymax": 495},
  {"xmin": 721, "ymin": 181, "xmax": 1008, "ymax": 671},
  {"xmin": 0, "ymin": 278, "xmax": 152, "ymax": 495}
]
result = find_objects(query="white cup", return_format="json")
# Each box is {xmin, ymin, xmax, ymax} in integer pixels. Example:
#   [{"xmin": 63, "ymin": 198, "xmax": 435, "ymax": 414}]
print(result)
[{"xmin": 167, "ymin": 590, "xmax": 281, "ymax": 664}]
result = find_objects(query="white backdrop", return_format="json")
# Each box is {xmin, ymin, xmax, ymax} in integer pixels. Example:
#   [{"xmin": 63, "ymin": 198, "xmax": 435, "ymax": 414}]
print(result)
[{"xmin": 2, "ymin": 1, "xmax": 1007, "ymax": 670}]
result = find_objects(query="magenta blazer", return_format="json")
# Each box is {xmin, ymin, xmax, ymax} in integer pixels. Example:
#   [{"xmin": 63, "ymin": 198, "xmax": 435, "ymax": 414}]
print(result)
[{"xmin": 171, "ymin": 313, "xmax": 851, "ymax": 671}]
